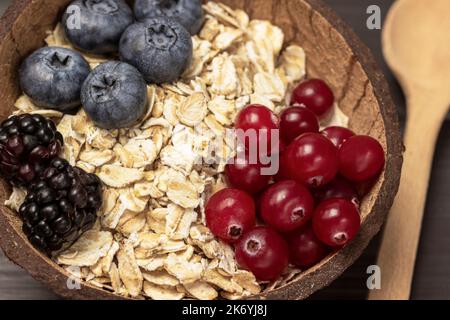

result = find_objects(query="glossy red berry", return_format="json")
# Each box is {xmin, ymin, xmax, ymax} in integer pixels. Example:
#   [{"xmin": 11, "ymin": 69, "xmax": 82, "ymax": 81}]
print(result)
[
  {"xmin": 205, "ymin": 188, "xmax": 256, "ymax": 243},
  {"xmin": 260, "ymin": 180, "xmax": 314, "ymax": 232},
  {"xmin": 291, "ymin": 79, "xmax": 334, "ymax": 118},
  {"xmin": 313, "ymin": 199, "xmax": 361, "ymax": 247},
  {"xmin": 225, "ymin": 153, "xmax": 272, "ymax": 195},
  {"xmin": 321, "ymin": 126, "xmax": 355, "ymax": 148},
  {"xmin": 339, "ymin": 135, "xmax": 385, "ymax": 182},
  {"xmin": 235, "ymin": 104, "xmax": 280, "ymax": 156},
  {"xmin": 235, "ymin": 226, "xmax": 289, "ymax": 281},
  {"xmin": 355, "ymin": 177, "xmax": 378, "ymax": 199},
  {"xmin": 274, "ymin": 151, "xmax": 290, "ymax": 182},
  {"xmin": 314, "ymin": 176, "xmax": 360, "ymax": 208},
  {"xmin": 280, "ymin": 107, "xmax": 319, "ymax": 145},
  {"xmin": 288, "ymin": 224, "xmax": 329, "ymax": 268},
  {"xmin": 284, "ymin": 133, "xmax": 339, "ymax": 188}
]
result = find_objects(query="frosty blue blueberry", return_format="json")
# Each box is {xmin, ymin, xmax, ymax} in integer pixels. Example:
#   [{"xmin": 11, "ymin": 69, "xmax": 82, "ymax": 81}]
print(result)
[
  {"xmin": 62, "ymin": 0, "xmax": 134, "ymax": 54},
  {"xmin": 134, "ymin": 0, "xmax": 204, "ymax": 35},
  {"xmin": 119, "ymin": 17, "xmax": 193, "ymax": 84},
  {"xmin": 81, "ymin": 61, "xmax": 148, "ymax": 129},
  {"xmin": 19, "ymin": 47, "xmax": 90, "ymax": 112}
]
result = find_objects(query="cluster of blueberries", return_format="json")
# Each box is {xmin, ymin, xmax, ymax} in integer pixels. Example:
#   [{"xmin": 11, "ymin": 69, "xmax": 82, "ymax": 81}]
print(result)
[{"xmin": 19, "ymin": 0, "xmax": 204, "ymax": 129}]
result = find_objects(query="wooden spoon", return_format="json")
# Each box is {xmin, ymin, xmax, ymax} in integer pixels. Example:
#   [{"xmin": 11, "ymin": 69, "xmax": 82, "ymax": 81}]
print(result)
[{"xmin": 369, "ymin": 0, "xmax": 450, "ymax": 300}]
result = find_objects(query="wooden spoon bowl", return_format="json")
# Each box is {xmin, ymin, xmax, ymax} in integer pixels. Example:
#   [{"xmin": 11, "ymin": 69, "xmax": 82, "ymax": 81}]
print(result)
[
  {"xmin": 0, "ymin": 0, "xmax": 403, "ymax": 299},
  {"xmin": 370, "ymin": 0, "xmax": 450, "ymax": 300}
]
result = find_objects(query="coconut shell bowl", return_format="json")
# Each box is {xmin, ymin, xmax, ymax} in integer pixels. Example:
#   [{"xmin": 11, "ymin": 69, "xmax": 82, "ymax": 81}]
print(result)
[{"xmin": 0, "ymin": 0, "xmax": 403, "ymax": 300}]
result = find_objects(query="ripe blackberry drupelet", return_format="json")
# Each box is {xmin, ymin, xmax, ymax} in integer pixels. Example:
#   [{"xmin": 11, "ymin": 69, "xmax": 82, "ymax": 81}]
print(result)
[
  {"xmin": 19, "ymin": 158, "xmax": 103, "ymax": 254},
  {"xmin": 0, "ymin": 114, "xmax": 63, "ymax": 186}
]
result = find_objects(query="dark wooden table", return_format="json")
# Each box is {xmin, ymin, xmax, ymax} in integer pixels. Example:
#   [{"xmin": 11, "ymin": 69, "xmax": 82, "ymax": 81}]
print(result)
[{"xmin": 1, "ymin": 0, "xmax": 449, "ymax": 300}]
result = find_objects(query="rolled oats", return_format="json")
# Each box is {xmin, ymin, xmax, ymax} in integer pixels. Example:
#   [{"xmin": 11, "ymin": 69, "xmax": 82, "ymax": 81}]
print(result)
[
  {"xmin": 164, "ymin": 252, "xmax": 204, "ymax": 284},
  {"xmin": 94, "ymin": 241, "xmax": 119, "ymax": 275},
  {"xmin": 98, "ymin": 165, "xmax": 144, "ymax": 188},
  {"xmin": 207, "ymin": 96, "xmax": 236, "ymax": 126},
  {"xmin": 254, "ymin": 71, "xmax": 287, "ymax": 103},
  {"xmin": 79, "ymin": 149, "xmax": 114, "ymax": 167},
  {"xmin": 117, "ymin": 212, "xmax": 146, "ymax": 235},
  {"xmin": 232, "ymin": 270, "xmax": 261, "ymax": 294},
  {"xmin": 184, "ymin": 281, "xmax": 218, "ymax": 300},
  {"xmin": 29, "ymin": 109, "xmax": 64, "ymax": 118},
  {"xmin": 142, "ymin": 270, "xmax": 180, "ymax": 287},
  {"xmin": 137, "ymin": 255, "xmax": 166, "ymax": 272},
  {"xmin": 4, "ymin": 187, "xmax": 27, "ymax": 212},
  {"xmin": 57, "ymin": 230, "xmax": 113, "ymax": 267},
  {"xmin": 109, "ymin": 262, "xmax": 125, "ymax": 295},
  {"xmin": 204, "ymin": 269, "xmax": 243, "ymax": 294},
  {"xmin": 203, "ymin": 2, "xmax": 241, "ymax": 29},
  {"xmin": 199, "ymin": 18, "xmax": 221, "ymax": 42},
  {"xmin": 14, "ymin": 95, "xmax": 38, "ymax": 113},
  {"xmin": 213, "ymin": 27, "xmax": 243, "ymax": 50},
  {"xmin": 117, "ymin": 242, "xmax": 143, "ymax": 297},
  {"xmin": 177, "ymin": 93, "xmax": 208, "ymax": 127},
  {"xmin": 166, "ymin": 173, "xmax": 200, "ymax": 209},
  {"xmin": 209, "ymin": 54, "xmax": 239, "ymax": 97},
  {"xmin": 280, "ymin": 45, "xmax": 307, "ymax": 82},
  {"xmin": 143, "ymin": 282, "xmax": 185, "ymax": 300},
  {"xmin": 172, "ymin": 209, "xmax": 198, "ymax": 240}
]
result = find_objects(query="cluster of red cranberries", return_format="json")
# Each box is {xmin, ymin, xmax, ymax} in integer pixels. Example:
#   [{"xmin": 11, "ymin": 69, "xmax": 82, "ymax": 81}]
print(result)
[{"xmin": 205, "ymin": 79, "xmax": 386, "ymax": 281}]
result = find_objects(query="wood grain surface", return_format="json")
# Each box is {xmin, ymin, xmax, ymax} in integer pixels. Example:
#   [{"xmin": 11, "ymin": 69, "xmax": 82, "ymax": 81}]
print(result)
[{"xmin": 0, "ymin": 0, "xmax": 448, "ymax": 300}]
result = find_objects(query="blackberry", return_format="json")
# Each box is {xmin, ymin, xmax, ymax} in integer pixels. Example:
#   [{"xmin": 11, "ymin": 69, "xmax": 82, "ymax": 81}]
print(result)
[
  {"xmin": 0, "ymin": 114, "xmax": 63, "ymax": 186},
  {"xmin": 19, "ymin": 158, "xmax": 103, "ymax": 254}
]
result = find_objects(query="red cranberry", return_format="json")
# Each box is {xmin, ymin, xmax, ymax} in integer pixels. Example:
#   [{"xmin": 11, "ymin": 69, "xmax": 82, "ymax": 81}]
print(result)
[
  {"xmin": 288, "ymin": 224, "xmax": 329, "ymax": 268},
  {"xmin": 254, "ymin": 191, "xmax": 264, "ymax": 216},
  {"xmin": 291, "ymin": 79, "xmax": 334, "ymax": 118},
  {"xmin": 280, "ymin": 107, "xmax": 319, "ymax": 145},
  {"xmin": 355, "ymin": 177, "xmax": 378, "ymax": 199},
  {"xmin": 313, "ymin": 198, "xmax": 361, "ymax": 247},
  {"xmin": 260, "ymin": 180, "xmax": 314, "ymax": 232},
  {"xmin": 205, "ymin": 188, "xmax": 256, "ymax": 243},
  {"xmin": 314, "ymin": 176, "xmax": 360, "ymax": 208},
  {"xmin": 225, "ymin": 153, "xmax": 272, "ymax": 195},
  {"xmin": 274, "ymin": 151, "xmax": 290, "ymax": 182},
  {"xmin": 235, "ymin": 226, "xmax": 289, "ymax": 281},
  {"xmin": 235, "ymin": 104, "xmax": 280, "ymax": 156},
  {"xmin": 278, "ymin": 138, "xmax": 287, "ymax": 154},
  {"xmin": 339, "ymin": 135, "xmax": 385, "ymax": 182},
  {"xmin": 321, "ymin": 126, "xmax": 355, "ymax": 148},
  {"xmin": 284, "ymin": 133, "xmax": 339, "ymax": 188}
]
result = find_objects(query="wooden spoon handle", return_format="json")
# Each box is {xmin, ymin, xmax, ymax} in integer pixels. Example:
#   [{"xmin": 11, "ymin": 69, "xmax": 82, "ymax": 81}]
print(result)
[{"xmin": 368, "ymin": 92, "xmax": 448, "ymax": 300}]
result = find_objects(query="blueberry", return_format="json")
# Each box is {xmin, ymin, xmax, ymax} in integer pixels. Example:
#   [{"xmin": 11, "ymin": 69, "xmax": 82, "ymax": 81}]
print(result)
[
  {"xmin": 19, "ymin": 47, "xmax": 90, "ymax": 113},
  {"xmin": 62, "ymin": 0, "xmax": 134, "ymax": 54},
  {"xmin": 119, "ymin": 17, "xmax": 193, "ymax": 84},
  {"xmin": 81, "ymin": 61, "xmax": 148, "ymax": 129},
  {"xmin": 134, "ymin": 0, "xmax": 204, "ymax": 35}
]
